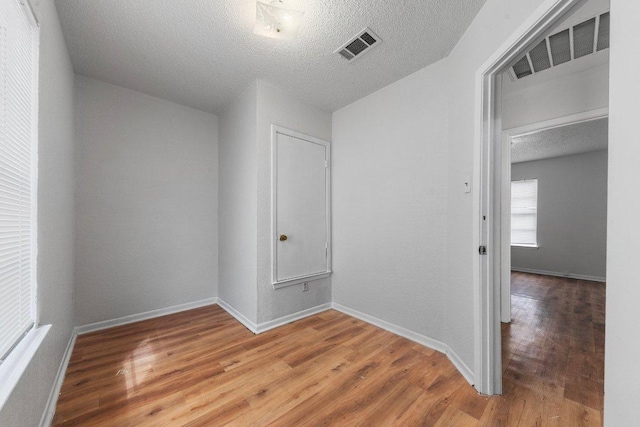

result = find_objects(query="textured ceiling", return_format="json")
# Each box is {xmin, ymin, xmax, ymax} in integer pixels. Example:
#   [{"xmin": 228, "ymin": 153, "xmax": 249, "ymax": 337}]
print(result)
[
  {"xmin": 511, "ymin": 118, "xmax": 608, "ymax": 164},
  {"xmin": 54, "ymin": 0, "xmax": 487, "ymax": 114}
]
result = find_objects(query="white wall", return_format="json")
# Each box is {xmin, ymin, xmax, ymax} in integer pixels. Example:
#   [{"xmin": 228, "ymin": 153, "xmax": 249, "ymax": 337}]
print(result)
[
  {"xmin": 604, "ymin": 1, "xmax": 640, "ymax": 425},
  {"xmin": 331, "ymin": 0, "xmax": 639, "ymax": 423},
  {"xmin": 443, "ymin": 0, "xmax": 556, "ymax": 373},
  {"xmin": 0, "ymin": 0, "xmax": 76, "ymax": 424},
  {"xmin": 511, "ymin": 150, "xmax": 608, "ymax": 279},
  {"xmin": 218, "ymin": 79, "xmax": 332, "ymax": 325},
  {"xmin": 331, "ymin": 0, "xmax": 599, "ymax": 378},
  {"xmin": 3, "ymin": 0, "xmax": 634, "ymax": 423},
  {"xmin": 74, "ymin": 76, "xmax": 218, "ymax": 326},
  {"xmin": 503, "ymin": 63, "xmax": 609, "ymax": 130},
  {"xmin": 332, "ymin": 60, "xmax": 450, "ymax": 346},
  {"xmin": 218, "ymin": 82, "xmax": 258, "ymax": 323},
  {"xmin": 327, "ymin": 0, "xmax": 609, "ymax": 381},
  {"xmin": 256, "ymin": 80, "xmax": 332, "ymax": 323}
]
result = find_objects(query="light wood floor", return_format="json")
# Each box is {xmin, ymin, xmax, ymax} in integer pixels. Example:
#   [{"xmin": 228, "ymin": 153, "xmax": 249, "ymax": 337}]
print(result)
[{"xmin": 53, "ymin": 272, "xmax": 604, "ymax": 426}]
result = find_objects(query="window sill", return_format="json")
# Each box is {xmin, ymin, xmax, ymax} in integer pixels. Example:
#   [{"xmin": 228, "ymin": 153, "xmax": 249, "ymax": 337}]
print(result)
[
  {"xmin": 511, "ymin": 244, "xmax": 539, "ymax": 249},
  {"xmin": 272, "ymin": 271, "xmax": 332, "ymax": 289},
  {"xmin": 0, "ymin": 324, "xmax": 50, "ymax": 410}
]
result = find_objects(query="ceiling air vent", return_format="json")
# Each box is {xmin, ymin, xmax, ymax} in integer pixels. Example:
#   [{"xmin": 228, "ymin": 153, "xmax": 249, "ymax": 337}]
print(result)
[
  {"xmin": 335, "ymin": 28, "xmax": 381, "ymax": 62},
  {"xmin": 510, "ymin": 11, "xmax": 610, "ymax": 80}
]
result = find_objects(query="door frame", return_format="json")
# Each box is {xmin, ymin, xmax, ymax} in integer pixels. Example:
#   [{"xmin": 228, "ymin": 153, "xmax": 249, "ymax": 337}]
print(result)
[
  {"xmin": 473, "ymin": 0, "xmax": 583, "ymax": 395},
  {"xmin": 270, "ymin": 125, "xmax": 332, "ymax": 289},
  {"xmin": 499, "ymin": 108, "xmax": 609, "ymax": 323}
]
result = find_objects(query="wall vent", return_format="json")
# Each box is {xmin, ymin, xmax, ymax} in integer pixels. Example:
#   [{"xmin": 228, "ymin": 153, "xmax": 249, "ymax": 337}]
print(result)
[
  {"xmin": 335, "ymin": 28, "xmax": 381, "ymax": 62},
  {"xmin": 511, "ymin": 11, "xmax": 609, "ymax": 80}
]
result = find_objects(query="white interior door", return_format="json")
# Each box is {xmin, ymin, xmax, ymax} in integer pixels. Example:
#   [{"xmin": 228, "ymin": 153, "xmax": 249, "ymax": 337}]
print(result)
[{"xmin": 273, "ymin": 128, "xmax": 330, "ymax": 286}]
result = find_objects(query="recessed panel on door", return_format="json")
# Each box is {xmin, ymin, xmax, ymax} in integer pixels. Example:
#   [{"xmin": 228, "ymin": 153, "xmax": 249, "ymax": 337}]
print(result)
[{"xmin": 273, "ymin": 129, "xmax": 330, "ymax": 285}]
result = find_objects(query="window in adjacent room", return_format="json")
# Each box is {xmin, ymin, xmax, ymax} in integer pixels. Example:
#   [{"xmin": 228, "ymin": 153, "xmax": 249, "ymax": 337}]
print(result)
[{"xmin": 511, "ymin": 179, "xmax": 538, "ymax": 247}]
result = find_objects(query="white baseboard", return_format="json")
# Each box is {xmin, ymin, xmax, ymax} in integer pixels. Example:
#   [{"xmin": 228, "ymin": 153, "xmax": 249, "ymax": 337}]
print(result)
[
  {"xmin": 216, "ymin": 299, "xmax": 258, "ymax": 333},
  {"xmin": 39, "ymin": 331, "xmax": 76, "ymax": 427},
  {"xmin": 74, "ymin": 297, "xmax": 218, "ymax": 335},
  {"xmin": 331, "ymin": 303, "xmax": 449, "ymax": 354},
  {"xmin": 511, "ymin": 267, "xmax": 606, "ymax": 283},
  {"xmin": 331, "ymin": 302, "xmax": 475, "ymax": 386},
  {"xmin": 215, "ymin": 301, "xmax": 474, "ymax": 383},
  {"xmin": 444, "ymin": 345, "xmax": 475, "ymax": 386},
  {"xmin": 39, "ymin": 296, "xmax": 477, "ymax": 427},
  {"xmin": 215, "ymin": 299, "xmax": 332, "ymax": 335},
  {"xmin": 256, "ymin": 303, "xmax": 332, "ymax": 334}
]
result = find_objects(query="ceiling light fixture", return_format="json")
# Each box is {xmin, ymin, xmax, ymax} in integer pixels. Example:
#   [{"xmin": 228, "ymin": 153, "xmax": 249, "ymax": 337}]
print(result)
[{"xmin": 253, "ymin": 0, "xmax": 305, "ymax": 40}]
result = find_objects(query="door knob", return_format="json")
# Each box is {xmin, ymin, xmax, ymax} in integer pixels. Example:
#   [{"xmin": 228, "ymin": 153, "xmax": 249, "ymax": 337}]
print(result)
[{"xmin": 279, "ymin": 234, "xmax": 288, "ymax": 241}]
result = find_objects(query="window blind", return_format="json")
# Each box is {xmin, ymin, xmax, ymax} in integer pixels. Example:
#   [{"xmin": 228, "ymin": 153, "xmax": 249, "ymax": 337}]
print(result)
[
  {"xmin": 0, "ymin": 0, "xmax": 39, "ymax": 360},
  {"xmin": 511, "ymin": 179, "xmax": 538, "ymax": 246}
]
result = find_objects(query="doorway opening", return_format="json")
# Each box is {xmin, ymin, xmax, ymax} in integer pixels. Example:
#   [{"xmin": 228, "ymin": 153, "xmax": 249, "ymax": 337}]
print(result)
[
  {"xmin": 500, "ymin": 111, "xmax": 608, "ymax": 322},
  {"xmin": 501, "ymin": 111, "xmax": 608, "ymax": 417},
  {"xmin": 474, "ymin": 0, "xmax": 610, "ymax": 403}
]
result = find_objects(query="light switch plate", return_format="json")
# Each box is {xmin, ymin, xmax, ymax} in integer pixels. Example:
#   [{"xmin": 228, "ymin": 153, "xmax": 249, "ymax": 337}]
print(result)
[{"xmin": 464, "ymin": 176, "xmax": 472, "ymax": 193}]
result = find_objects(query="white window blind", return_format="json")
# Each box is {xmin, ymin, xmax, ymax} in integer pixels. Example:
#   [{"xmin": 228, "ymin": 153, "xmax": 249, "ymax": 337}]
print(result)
[
  {"xmin": 511, "ymin": 179, "xmax": 538, "ymax": 246},
  {"xmin": 0, "ymin": 0, "xmax": 39, "ymax": 361}
]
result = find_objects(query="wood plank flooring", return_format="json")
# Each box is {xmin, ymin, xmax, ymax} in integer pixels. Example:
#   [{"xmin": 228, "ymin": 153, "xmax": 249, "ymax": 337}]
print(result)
[
  {"xmin": 498, "ymin": 272, "xmax": 605, "ymax": 425},
  {"xmin": 53, "ymin": 272, "xmax": 604, "ymax": 426}
]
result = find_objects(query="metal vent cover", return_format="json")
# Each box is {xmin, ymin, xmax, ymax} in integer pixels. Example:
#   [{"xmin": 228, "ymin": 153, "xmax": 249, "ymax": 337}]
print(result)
[
  {"xmin": 334, "ymin": 28, "xmax": 381, "ymax": 63},
  {"xmin": 573, "ymin": 18, "xmax": 596, "ymax": 58},
  {"xmin": 529, "ymin": 40, "xmax": 551, "ymax": 73},
  {"xmin": 513, "ymin": 56, "xmax": 532, "ymax": 79},
  {"xmin": 549, "ymin": 29, "xmax": 571, "ymax": 66},
  {"xmin": 511, "ymin": 11, "xmax": 610, "ymax": 80},
  {"xmin": 597, "ymin": 12, "xmax": 610, "ymax": 51}
]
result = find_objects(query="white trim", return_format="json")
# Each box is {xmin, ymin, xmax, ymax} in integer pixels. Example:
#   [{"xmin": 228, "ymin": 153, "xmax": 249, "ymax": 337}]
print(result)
[
  {"xmin": 216, "ymin": 299, "xmax": 258, "ymax": 334},
  {"xmin": 30, "ymin": 4, "xmax": 40, "ymax": 329},
  {"xmin": 331, "ymin": 303, "xmax": 475, "ymax": 386},
  {"xmin": 446, "ymin": 346, "xmax": 475, "ymax": 387},
  {"xmin": 39, "ymin": 331, "xmax": 76, "ymax": 427},
  {"xmin": 272, "ymin": 272, "xmax": 332, "ymax": 290},
  {"xmin": 503, "ymin": 108, "xmax": 609, "ymax": 139},
  {"xmin": 32, "ymin": 297, "xmax": 482, "ymax": 425},
  {"xmin": 18, "ymin": 0, "xmax": 40, "ymax": 27},
  {"xmin": 500, "ymin": 105, "xmax": 512, "ymax": 324},
  {"xmin": 215, "ymin": 299, "xmax": 333, "ymax": 335},
  {"xmin": 46, "ymin": 298, "xmax": 331, "ymax": 425},
  {"xmin": 255, "ymin": 303, "xmax": 332, "ymax": 333},
  {"xmin": 525, "ymin": 53, "xmax": 536, "ymax": 75},
  {"xmin": 271, "ymin": 125, "xmax": 332, "ymax": 288},
  {"xmin": 569, "ymin": 25, "xmax": 575, "ymax": 60},
  {"xmin": 546, "ymin": 37, "xmax": 554, "ymax": 67},
  {"xmin": 0, "ymin": 325, "xmax": 50, "ymax": 411},
  {"xmin": 511, "ymin": 267, "xmax": 606, "ymax": 283},
  {"xmin": 74, "ymin": 298, "xmax": 218, "ymax": 335},
  {"xmin": 474, "ymin": 0, "xmax": 583, "ymax": 396},
  {"xmin": 500, "ymin": 108, "xmax": 608, "ymax": 324}
]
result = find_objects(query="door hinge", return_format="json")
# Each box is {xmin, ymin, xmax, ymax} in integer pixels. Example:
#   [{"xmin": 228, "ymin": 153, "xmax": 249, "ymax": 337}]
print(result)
[
  {"xmin": 325, "ymin": 160, "xmax": 328, "ymax": 168},
  {"xmin": 479, "ymin": 245, "xmax": 487, "ymax": 255}
]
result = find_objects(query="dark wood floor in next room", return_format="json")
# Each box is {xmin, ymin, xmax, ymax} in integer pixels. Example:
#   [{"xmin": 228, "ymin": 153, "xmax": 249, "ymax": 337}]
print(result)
[{"xmin": 52, "ymin": 272, "xmax": 604, "ymax": 426}]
